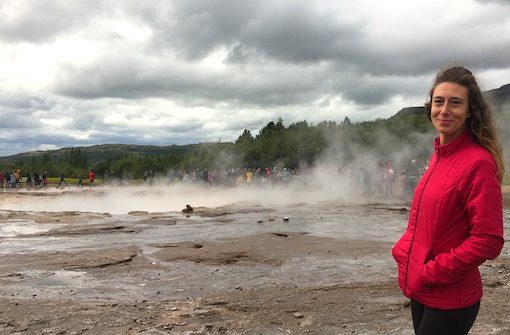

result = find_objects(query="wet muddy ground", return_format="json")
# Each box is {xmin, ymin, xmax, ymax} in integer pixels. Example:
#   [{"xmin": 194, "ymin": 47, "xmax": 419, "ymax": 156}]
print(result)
[{"xmin": 0, "ymin": 186, "xmax": 509, "ymax": 335}]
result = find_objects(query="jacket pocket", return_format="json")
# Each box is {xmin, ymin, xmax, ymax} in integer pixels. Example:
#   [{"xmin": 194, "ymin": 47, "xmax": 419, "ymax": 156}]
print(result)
[
  {"xmin": 392, "ymin": 234, "xmax": 411, "ymax": 291},
  {"xmin": 407, "ymin": 243, "xmax": 434, "ymax": 293}
]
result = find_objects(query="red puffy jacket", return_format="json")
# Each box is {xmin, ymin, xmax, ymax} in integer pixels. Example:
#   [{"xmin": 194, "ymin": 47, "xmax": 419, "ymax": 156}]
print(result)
[{"xmin": 392, "ymin": 131, "xmax": 504, "ymax": 309}]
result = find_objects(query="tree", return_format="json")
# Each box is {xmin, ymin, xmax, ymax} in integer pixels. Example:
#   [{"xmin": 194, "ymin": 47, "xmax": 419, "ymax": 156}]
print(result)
[
  {"xmin": 235, "ymin": 129, "xmax": 254, "ymax": 145},
  {"xmin": 257, "ymin": 121, "xmax": 276, "ymax": 138},
  {"xmin": 275, "ymin": 117, "xmax": 284, "ymax": 131}
]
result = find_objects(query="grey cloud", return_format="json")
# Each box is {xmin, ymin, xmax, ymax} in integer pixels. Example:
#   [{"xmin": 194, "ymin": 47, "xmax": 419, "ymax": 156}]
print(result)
[
  {"xmin": 137, "ymin": 1, "xmax": 510, "ymax": 104},
  {"xmin": 0, "ymin": 1, "xmax": 106, "ymax": 42},
  {"xmin": 351, "ymin": 10, "xmax": 510, "ymax": 77},
  {"xmin": 342, "ymin": 85, "xmax": 398, "ymax": 106},
  {"xmin": 0, "ymin": 94, "xmax": 57, "ymax": 130},
  {"xmin": 142, "ymin": 0, "xmax": 260, "ymax": 60},
  {"xmin": 100, "ymin": 120, "xmax": 204, "ymax": 135},
  {"xmin": 476, "ymin": 0, "xmax": 510, "ymax": 5},
  {"xmin": 0, "ymin": 114, "xmax": 35, "ymax": 129},
  {"xmin": 326, "ymin": 71, "xmax": 431, "ymax": 106},
  {"xmin": 144, "ymin": 0, "xmax": 360, "ymax": 64},
  {"xmin": 50, "ymin": 0, "xmax": 510, "ymax": 108},
  {"xmin": 82, "ymin": 125, "xmax": 211, "ymax": 148},
  {"xmin": 54, "ymin": 53, "xmax": 323, "ymax": 107},
  {"xmin": 0, "ymin": 129, "xmax": 79, "ymax": 155},
  {"xmin": 233, "ymin": 4, "xmax": 360, "ymax": 64},
  {"xmin": 0, "ymin": 93, "xmax": 54, "ymax": 111},
  {"xmin": 140, "ymin": 0, "xmax": 510, "ymax": 76}
]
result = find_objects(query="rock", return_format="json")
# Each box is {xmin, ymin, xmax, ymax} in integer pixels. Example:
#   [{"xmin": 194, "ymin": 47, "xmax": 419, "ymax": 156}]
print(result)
[
  {"xmin": 128, "ymin": 211, "xmax": 149, "ymax": 216},
  {"xmin": 182, "ymin": 205, "xmax": 194, "ymax": 213}
]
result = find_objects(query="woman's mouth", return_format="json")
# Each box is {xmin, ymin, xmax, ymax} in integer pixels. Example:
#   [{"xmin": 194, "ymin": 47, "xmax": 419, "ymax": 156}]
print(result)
[{"xmin": 438, "ymin": 119, "xmax": 453, "ymax": 126}]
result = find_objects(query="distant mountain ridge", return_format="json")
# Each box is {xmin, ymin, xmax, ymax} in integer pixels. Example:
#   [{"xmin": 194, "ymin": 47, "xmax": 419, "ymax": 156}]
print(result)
[
  {"xmin": 486, "ymin": 83, "xmax": 510, "ymax": 104},
  {"xmin": 0, "ymin": 143, "xmax": 200, "ymax": 165},
  {"xmin": 390, "ymin": 106, "xmax": 426, "ymax": 119}
]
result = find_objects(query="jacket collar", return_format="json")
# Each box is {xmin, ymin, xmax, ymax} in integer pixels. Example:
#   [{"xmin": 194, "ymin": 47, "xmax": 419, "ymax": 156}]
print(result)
[{"xmin": 434, "ymin": 130, "xmax": 472, "ymax": 158}]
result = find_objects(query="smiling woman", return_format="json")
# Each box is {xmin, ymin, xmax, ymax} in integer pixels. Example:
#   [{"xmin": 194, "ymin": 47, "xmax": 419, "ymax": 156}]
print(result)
[
  {"xmin": 430, "ymin": 82, "xmax": 469, "ymax": 145},
  {"xmin": 392, "ymin": 66, "xmax": 505, "ymax": 335},
  {"xmin": 425, "ymin": 66, "xmax": 505, "ymax": 182}
]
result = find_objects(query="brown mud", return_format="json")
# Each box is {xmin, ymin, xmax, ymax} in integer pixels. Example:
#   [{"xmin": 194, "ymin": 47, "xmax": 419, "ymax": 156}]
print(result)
[{"xmin": 0, "ymin": 187, "xmax": 509, "ymax": 335}]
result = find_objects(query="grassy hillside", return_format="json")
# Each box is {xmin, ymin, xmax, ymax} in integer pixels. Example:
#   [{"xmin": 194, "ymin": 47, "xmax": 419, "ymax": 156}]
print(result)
[{"xmin": 0, "ymin": 143, "xmax": 199, "ymax": 166}]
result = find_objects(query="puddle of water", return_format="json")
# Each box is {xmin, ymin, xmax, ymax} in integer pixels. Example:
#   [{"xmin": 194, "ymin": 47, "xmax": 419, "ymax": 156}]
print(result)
[{"xmin": 0, "ymin": 221, "xmax": 53, "ymax": 237}]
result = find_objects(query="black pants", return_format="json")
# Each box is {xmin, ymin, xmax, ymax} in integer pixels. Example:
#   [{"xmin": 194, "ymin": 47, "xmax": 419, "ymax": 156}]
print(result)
[{"xmin": 411, "ymin": 299, "xmax": 480, "ymax": 335}]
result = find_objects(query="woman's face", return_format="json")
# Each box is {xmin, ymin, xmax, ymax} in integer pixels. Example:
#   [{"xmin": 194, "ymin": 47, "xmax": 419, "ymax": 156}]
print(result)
[{"xmin": 431, "ymin": 82, "xmax": 469, "ymax": 145}]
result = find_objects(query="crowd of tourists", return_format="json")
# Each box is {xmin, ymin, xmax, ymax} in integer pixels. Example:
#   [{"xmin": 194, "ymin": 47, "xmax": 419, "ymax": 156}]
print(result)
[
  {"xmin": 0, "ymin": 169, "xmax": 48, "ymax": 189},
  {"xmin": 0, "ymin": 170, "xmax": 95, "ymax": 189},
  {"xmin": 338, "ymin": 159, "xmax": 428, "ymax": 198},
  {"xmin": 1, "ymin": 160, "xmax": 427, "ymax": 198},
  {"xmin": 164, "ymin": 166, "xmax": 300, "ymax": 186},
  {"xmin": 117, "ymin": 160, "xmax": 429, "ymax": 198}
]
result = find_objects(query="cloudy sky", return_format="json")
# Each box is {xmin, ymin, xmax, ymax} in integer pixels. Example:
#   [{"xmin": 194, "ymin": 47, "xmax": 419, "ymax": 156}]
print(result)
[{"xmin": 1, "ymin": 0, "xmax": 509, "ymax": 157}]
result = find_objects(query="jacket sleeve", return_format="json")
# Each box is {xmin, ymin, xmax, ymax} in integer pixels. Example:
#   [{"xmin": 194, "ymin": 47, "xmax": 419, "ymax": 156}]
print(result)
[{"xmin": 422, "ymin": 158, "xmax": 504, "ymax": 286}]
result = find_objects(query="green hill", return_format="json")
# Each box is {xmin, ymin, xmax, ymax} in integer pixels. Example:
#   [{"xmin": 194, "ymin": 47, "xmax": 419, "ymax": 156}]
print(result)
[{"xmin": 0, "ymin": 144, "xmax": 198, "ymax": 166}]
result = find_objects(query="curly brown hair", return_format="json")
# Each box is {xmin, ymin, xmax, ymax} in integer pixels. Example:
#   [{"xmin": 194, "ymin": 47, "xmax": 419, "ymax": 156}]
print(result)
[{"xmin": 425, "ymin": 66, "xmax": 505, "ymax": 182}]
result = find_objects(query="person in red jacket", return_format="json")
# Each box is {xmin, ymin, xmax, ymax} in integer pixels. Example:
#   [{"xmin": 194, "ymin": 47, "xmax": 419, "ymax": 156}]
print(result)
[
  {"xmin": 392, "ymin": 66, "xmax": 505, "ymax": 335},
  {"xmin": 88, "ymin": 170, "xmax": 95, "ymax": 187}
]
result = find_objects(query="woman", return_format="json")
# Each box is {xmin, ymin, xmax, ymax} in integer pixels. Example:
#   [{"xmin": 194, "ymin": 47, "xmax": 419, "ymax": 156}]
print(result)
[{"xmin": 392, "ymin": 66, "xmax": 505, "ymax": 335}]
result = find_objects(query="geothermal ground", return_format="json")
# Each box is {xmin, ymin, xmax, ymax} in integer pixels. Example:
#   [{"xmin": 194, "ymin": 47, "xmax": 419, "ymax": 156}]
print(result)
[{"xmin": 0, "ymin": 184, "xmax": 509, "ymax": 335}]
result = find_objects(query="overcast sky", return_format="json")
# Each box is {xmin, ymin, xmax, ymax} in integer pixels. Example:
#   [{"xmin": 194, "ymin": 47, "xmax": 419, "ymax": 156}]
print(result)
[{"xmin": 1, "ymin": 0, "xmax": 509, "ymax": 157}]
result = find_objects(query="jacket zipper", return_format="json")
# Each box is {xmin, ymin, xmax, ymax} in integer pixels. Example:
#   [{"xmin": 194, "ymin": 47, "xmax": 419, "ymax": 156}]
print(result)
[{"xmin": 404, "ymin": 152, "xmax": 439, "ymax": 296}]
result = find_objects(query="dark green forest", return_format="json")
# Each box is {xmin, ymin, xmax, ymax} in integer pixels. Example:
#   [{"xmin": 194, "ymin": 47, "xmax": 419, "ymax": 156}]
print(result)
[{"xmin": 0, "ymin": 112, "xmax": 436, "ymax": 179}]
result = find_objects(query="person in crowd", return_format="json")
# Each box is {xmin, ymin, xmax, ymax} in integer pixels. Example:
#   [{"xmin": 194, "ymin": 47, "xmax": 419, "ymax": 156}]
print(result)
[
  {"xmin": 383, "ymin": 161, "xmax": 395, "ymax": 195},
  {"xmin": 392, "ymin": 66, "xmax": 505, "ymax": 335},
  {"xmin": 246, "ymin": 168, "xmax": 253, "ymax": 184},
  {"xmin": 5, "ymin": 171, "xmax": 11, "ymax": 188},
  {"xmin": 0, "ymin": 171, "xmax": 4, "ymax": 188},
  {"xmin": 402, "ymin": 159, "xmax": 420, "ymax": 198},
  {"xmin": 26, "ymin": 172, "xmax": 32, "ymax": 189},
  {"xmin": 77, "ymin": 174, "xmax": 83, "ymax": 187},
  {"xmin": 33, "ymin": 173, "xmax": 41, "ymax": 186},
  {"xmin": 57, "ymin": 173, "xmax": 67, "ymax": 188},
  {"xmin": 264, "ymin": 167, "xmax": 272, "ymax": 182},
  {"xmin": 42, "ymin": 171, "xmax": 48, "ymax": 187},
  {"xmin": 253, "ymin": 167, "xmax": 261, "ymax": 184},
  {"xmin": 236, "ymin": 171, "xmax": 245, "ymax": 186},
  {"xmin": 10, "ymin": 171, "xmax": 17, "ymax": 188},
  {"xmin": 15, "ymin": 169, "xmax": 22, "ymax": 187},
  {"xmin": 88, "ymin": 170, "xmax": 95, "ymax": 187}
]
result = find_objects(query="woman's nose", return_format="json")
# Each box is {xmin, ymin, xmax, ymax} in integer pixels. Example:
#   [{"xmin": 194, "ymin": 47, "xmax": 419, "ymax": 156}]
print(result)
[{"xmin": 439, "ymin": 102, "xmax": 450, "ymax": 114}]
